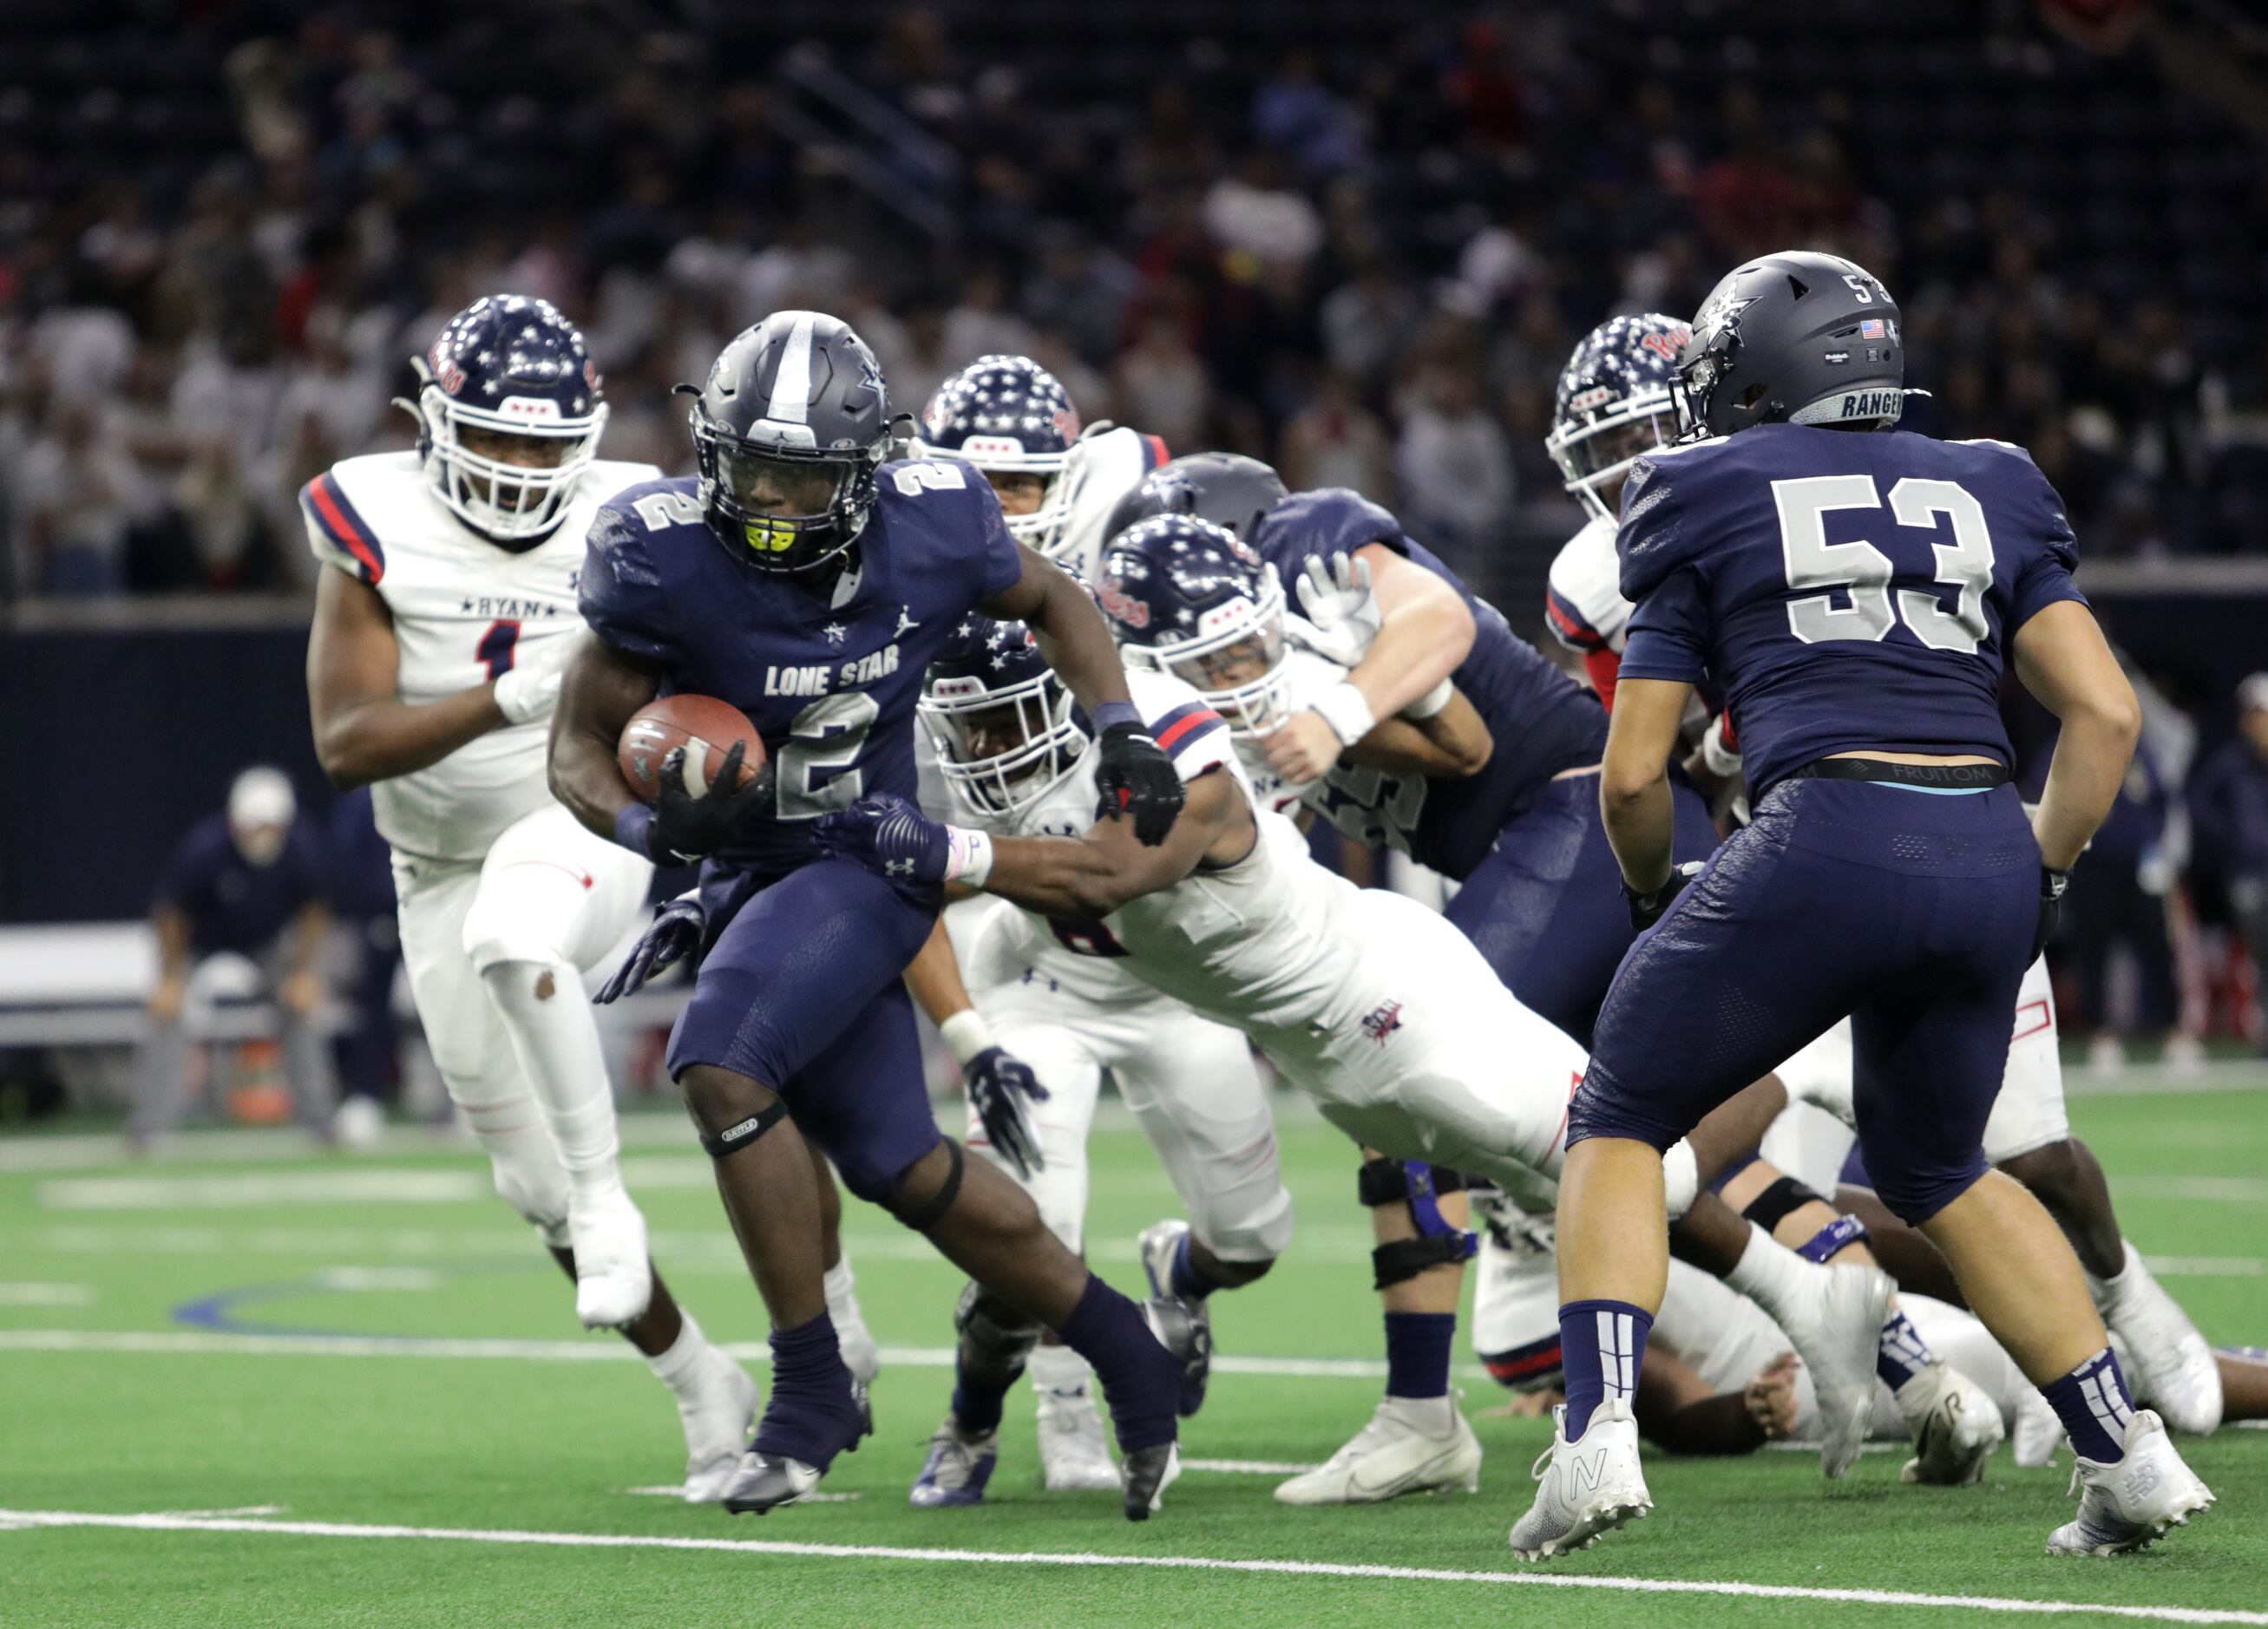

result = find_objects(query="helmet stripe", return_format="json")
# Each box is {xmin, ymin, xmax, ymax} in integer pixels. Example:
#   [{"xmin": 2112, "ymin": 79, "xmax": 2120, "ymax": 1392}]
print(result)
[{"xmin": 765, "ymin": 311, "xmax": 817, "ymax": 426}]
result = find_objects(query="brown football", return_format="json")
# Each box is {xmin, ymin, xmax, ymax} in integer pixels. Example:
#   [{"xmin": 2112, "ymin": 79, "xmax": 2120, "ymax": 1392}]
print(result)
[{"xmin": 617, "ymin": 693, "xmax": 765, "ymax": 801}]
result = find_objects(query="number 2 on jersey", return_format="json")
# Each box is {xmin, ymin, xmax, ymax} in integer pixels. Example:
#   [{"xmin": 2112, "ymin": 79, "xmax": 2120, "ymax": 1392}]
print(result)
[
  {"xmin": 1774, "ymin": 474, "xmax": 1992, "ymax": 653},
  {"xmin": 777, "ymin": 691, "xmax": 879, "ymax": 817}
]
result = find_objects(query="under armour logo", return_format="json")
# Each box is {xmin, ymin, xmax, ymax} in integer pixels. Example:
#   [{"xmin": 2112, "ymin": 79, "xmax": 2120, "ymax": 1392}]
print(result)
[{"xmin": 885, "ymin": 859, "xmax": 915, "ymax": 876}]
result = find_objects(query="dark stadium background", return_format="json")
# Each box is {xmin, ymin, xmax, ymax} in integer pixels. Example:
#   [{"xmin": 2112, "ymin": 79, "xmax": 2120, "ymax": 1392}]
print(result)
[{"xmin": 1, "ymin": 0, "xmax": 2263, "ymax": 1055}]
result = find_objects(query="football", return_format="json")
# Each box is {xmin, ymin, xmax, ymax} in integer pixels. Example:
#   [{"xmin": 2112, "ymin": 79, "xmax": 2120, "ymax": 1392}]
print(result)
[{"xmin": 615, "ymin": 693, "xmax": 765, "ymax": 801}]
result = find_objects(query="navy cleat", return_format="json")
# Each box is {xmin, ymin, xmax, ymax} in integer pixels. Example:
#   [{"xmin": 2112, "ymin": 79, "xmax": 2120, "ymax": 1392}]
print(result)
[
  {"xmin": 1138, "ymin": 1219, "xmax": 1212, "ymax": 1416},
  {"xmin": 909, "ymin": 1414, "xmax": 1000, "ymax": 1508},
  {"xmin": 1114, "ymin": 1298, "xmax": 1207, "ymax": 1520},
  {"xmin": 1120, "ymin": 1440, "xmax": 1182, "ymax": 1521}
]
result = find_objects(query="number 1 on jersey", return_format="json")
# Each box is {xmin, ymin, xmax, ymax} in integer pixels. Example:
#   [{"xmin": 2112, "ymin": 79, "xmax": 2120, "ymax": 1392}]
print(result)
[{"xmin": 476, "ymin": 618, "xmax": 521, "ymax": 678}]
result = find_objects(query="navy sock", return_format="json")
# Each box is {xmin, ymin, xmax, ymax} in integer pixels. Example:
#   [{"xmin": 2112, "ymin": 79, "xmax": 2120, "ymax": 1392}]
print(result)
[
  {"xmin": 1056, "ymin": 1274, "xmax": 1177, "ymax": 1452},
  {"xmin": 1383, "ymin": 1312, "xmax": 1456, "ymax": 1399},
  {"xmin": 949, "ymin": 1349, "xmax": 1013, "ymax": 1436},
  {"xmin": 2041, "ymin": 1346, "xmax": 2136, "ymax": 1463},
  {"xmin": 1559, "ymin": 1299, "xmax": 1653, "ymax": 1441},
  {"xmin": 1170, "ymin": 1231, "xmax": 1222, "ymax": 1302},
  {"xmin": 753, "ymin": 1312, "xmax": 862, "ymax": 1469},
  {"xmin": 1876, "ymin": 1307, "xmax": 1936, "ymax": 1391}
]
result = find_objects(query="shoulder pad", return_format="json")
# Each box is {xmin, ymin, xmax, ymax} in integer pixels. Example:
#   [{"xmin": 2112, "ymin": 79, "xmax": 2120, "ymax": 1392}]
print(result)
[
  {"xmin": 1255, "ymin": 487, "xmax": 1405, "ymax": 561},
  {"xmin": 1544, "ymin": 515, "xmax": 1629, "ymax": 652},
  {"xmin": 1615, "ymin": 451, "xmax": 1704, "ymax": 604},
  {"xmin": 300, "ymin": 458, "xmax": 403, "ymax": 584}
]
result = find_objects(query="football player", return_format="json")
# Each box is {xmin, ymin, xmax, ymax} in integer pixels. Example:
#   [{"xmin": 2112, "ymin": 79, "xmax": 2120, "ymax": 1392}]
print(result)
[
  {"xmin": 303, "ymin": 295, "xmax": 800, "ymax": 1501},
  {"xmin": 913, "ymin": 352, "xmax": 1170, "ymax": 579},
  {"xmin": 550, "ymin": 311, "xmax": 1202, "ymax": 1522},
  {"xmin": 1512, "ymin": 252, "xmax": 2213, "ymax": 1560},
  {"xmin": 1545, "ymin": 312, "xmax": 2223, "ymax": 1439},
  {"xmin": 816, "ymin": 515, "xmax": 1895, "ymax": 1508}
]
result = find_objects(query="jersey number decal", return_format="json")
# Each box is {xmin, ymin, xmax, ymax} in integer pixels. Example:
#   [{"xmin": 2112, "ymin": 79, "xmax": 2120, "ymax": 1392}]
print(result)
[
  {"xmin": 777, "ymin": 691, "xmax": 879, "ymax": 818},
  {"xmin": 1773, "ymin": 474, "xmax": 1993, "ymax": 654},
  {"xmin": 1314, "ymin": 763, "xmax": 1428, "ymax": 854},
  {"xmin": 891, "ymin": 461, "xmax": 967, "ymax": 496},
  {"xmin": 1047, "ymin": 918, "xmax": 1130, "ymax": 958},
  {"xmin": 632, "ymin": 490, "xmax": 705, "ymax": 531},
  {"xmin": 475, "ymin": 618, "xmax": 521, "ymax": 678}
]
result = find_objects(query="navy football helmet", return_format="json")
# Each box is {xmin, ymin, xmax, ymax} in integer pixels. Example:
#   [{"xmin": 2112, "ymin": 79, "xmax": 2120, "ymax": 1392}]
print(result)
[
  {"xmin": 914, "ymin": 355, "xmax": 1083, "ymax": 558},
  {"xmin": 1674, "ymin": 252, "xmax": 1904, "ymax": 441},
  {"xmin": 1102, "ymin": 452, "xmax": 1289, "ymax": 546},
  {"xmin": 1548, "ymin": 313, "xmax": 1688, "ymax": 524},
  {"xmin": 684, "ymin": 311, "xmax": 898, "ymax": 574},
  {"xmin": 407, "ymin": 295, "xmax": 606, "ymax": 546},
  {"xmin": 919, "ymin": 616, "xmax": 1090, "ymax": 818},
  {"xmin": 1098, "ymin": 514, "xmax": 1291, "ymax": 736}
]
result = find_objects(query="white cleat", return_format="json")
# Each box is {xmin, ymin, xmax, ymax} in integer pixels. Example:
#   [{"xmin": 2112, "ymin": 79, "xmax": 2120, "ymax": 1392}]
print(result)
[
  {"xmin": 2096, "ymin": 1245, "xmax": 2223, "ymax": 1436},
  {"xmin": 1274, "ymin": 1394, "xmax": 1482, "ymax": 1507},
  {"xmin": 1896, "ymin": 1360, "xmax": 2005, "ymax": 1485},
  {"xmin": 2045, "ymin": 1410, "xmax": 2214, "ymax": 1555},
  {"xmin": 331, "ymin": 1094, "xmax": 384, "ymax": 1151},
  {"xmin": 568, "ymin": 1184, "xmax": 654, "ymax": 1330},
  {"xmin": 679, "ymin": 1348, "xmax": 760, "ymax": 1503},
  {"xmin": 1777, "ymin": 1261, "xmax": 1893, "ymax": 1478},
  {"xmin": 2014, "ymin": 1387, "xmax": 2067, "ymax": 1469},
  {"xmin": 1037, "ymin": 1385, "xmax": 1122, "ymax": 1492},
  {"xmin": 1508, "ymin": 1398, "xmax": 1650, "ymax": 1560}
]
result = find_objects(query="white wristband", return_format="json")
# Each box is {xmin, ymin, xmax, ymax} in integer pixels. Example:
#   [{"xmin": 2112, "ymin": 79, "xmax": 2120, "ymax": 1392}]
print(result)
[
  {"xmin": 1311, "ymin": 680, "xmax": 1377, "ymax": 747},
  {"xmin": 937, "ymin": 1008, "xmax": 995, "ymax": 1067},
  {"xmin": 1700, "ymin": 714, "xmax": 1743, "ymax": 778},
  {"xmin": 1401, "ymin": 676, "xmax": 1454, "ymax": 720},
  {"xmin": 942, "ymin": 825, "xmax": 994, "ymax": 888}
]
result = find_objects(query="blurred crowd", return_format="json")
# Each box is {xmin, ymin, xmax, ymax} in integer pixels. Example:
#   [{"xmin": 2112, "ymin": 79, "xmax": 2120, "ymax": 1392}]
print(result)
[{"xmin": 3, "ymin": 1, "xmax": 2266, "ymax": 606}]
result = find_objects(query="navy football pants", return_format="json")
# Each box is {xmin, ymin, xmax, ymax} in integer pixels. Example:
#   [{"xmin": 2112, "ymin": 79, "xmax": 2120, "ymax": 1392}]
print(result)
[
  {"xmin": 1570, "ymin": 777, "xmax": 2039, "ymax": 1224},
  {"xmin": 1445, "ymin": 773, "xmax": 1719, "ymax": 1048},
  {"xmin": 668, "ymin": 857, "xmax": 944, "ymax": 1203}
]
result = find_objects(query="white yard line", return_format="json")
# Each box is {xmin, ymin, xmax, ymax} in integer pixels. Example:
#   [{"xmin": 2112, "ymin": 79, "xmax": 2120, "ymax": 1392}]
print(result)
[
  {"xmin": 0, "ymin": 1328, "xmax": 1401, "ymax": 1378},
  {"xmin": 0, "ymin": 1508, "xmax": 2256, "ymax": 1625},
  {"xmin": 2115, "ymin": 1178, "xmax": 2268, "ymax": 1204},
  {"xmin": 0, "ymin": 1282, "xmax": 93, "ymax": 1305},
  {"xmin": 1181, "ymin": 1458, "xmax": 1313, "ymax": 1475}
]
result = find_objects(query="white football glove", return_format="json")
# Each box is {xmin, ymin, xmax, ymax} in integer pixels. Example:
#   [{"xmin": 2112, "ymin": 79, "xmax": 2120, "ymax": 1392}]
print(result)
[
  {"xmin": 492, "ymin": 632, "xmax": 580, "ymax": 725},
  {"xmin": 1288, "ymin": 551, "xmax": 1383, "ymax": 668}
]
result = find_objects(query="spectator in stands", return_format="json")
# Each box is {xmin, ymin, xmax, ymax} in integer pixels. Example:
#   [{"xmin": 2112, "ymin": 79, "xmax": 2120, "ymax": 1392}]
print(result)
[
  {"xmin": 131, "ymin": 767, "xmax": 336, "ymax": 1147},
  {"xmin": 1393, "ymin": 364, "xmax": 1513, "ymax": 568},
  {"xmin": 2189, "ymin": 673, "xmax": 2268, "ymax": 1055},
  {"xmin": 2063, "ymin": 732, "xmax": 2188, "ymax": 1073},
  {"xmin": 325, "ymin": 784, "xmax": 398, "ymax": 1149}
]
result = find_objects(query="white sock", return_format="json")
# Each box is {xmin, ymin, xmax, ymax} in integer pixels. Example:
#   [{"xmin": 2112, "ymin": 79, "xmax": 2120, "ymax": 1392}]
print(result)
[
  {"xmin": 1030, "ymin": 1340, "xmax": 1094, "ymax": 1402},
  {"xmin": 2086, "ymin": 1239, "xmax": 2140, "ymax": 1312},
  {"xmin": 482, "ymin": 960, "xmax": 624, "ymax": 1201},
  {"xmin": 646, "ymin": 1310, "xmax": 716, "ymax": 1392},
  {"xmin": 1382, "ymin": 1392, "xmax": 1458, "ymax": 1435},
  {"xmin": 823, "ymin": 1257, "xmax": 857, "ymax": 1320},
  {"xmin": 1723, "ymin": 1220, "xmax": 1810, "ymax": 1326}
]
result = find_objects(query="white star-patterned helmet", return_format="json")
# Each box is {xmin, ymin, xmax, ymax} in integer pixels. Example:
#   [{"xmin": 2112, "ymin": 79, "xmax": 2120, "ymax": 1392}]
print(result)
[
  {"xmin": 914, "ymin": 355, "xmax": 1082, "ymax": 559},
  {"xmin": 919, "ymin": 615, "xmax": 1090, "ymax": 819}
]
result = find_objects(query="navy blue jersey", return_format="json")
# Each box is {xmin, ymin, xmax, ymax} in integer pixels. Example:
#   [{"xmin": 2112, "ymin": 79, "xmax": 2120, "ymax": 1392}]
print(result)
[
  {"xmin": 580, "ymin": 458, "xmax": 1024, "ymax": 877},
  {"xmin": 156, "ymin": 814, "xmax": 326, "ymax": 957},
  {"xmin": 1616, "ymin": 425, "xmax": 2085, "ymax": 799},
  {"xmin": 1249, "ymin": 488, "xmax": 1606, "ymax": 879}
]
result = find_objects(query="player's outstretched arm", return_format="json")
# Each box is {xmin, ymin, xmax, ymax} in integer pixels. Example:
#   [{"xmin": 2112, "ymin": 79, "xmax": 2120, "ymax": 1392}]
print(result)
[
  {"xmin": 1340, "ymin": 686, "xmax": 1494, "ymax": 779},
  {"xmin": 1598, "ymin": 676, "xmax": 1693, "ymax": 896},
  {"xmin": 986, "ymin": 542, "xmax": 1184, "ymax": 846},
  {"xmin": 306, "ymin": 567, "xmax": 517, "ymax": 788},
  {"xmin": 979, "ymin": 770, "xmax": 1243, "ymax": 920},
  {"xmin": 547, "ymin": 633, "xmax": 661, "ymax": 841},
  {"xmin": 2011, "ymin": 599, "xmax": 2142, "ymax": 872}
]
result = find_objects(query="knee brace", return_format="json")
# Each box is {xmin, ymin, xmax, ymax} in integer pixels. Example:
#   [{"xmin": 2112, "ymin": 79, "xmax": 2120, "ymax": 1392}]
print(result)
[
  {"xmin": 953, "ymin": 1279, "xmax": 1039, "ymax": 1387},
  {"xmin": 700, "ymin": 1099, "xmax": 788, "ymax": 1160},
  {"xmin": 1360, "ymin": 1157, "xmax": 1478, "ymax": 1291},
  {"xmin": 888, "ymin": 1136, "xmax": 964, "ymax": 1233},
  {"xmin": 1740, "ymin": 1173, "xmax": 1826, "ymax": 1233}
]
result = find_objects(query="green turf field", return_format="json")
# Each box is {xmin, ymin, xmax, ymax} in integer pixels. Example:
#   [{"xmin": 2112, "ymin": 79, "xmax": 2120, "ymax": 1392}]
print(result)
[{"xmin": 2, "ymin": 1072, "xmax": 2263, "ymax": 1627}]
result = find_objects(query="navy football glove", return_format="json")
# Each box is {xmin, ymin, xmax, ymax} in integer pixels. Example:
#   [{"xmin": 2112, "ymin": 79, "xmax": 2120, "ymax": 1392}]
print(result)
[
  {"xmin": 814, "ymin": 793, "xmax": 951, "ymax": 883},
  {"xmin": 965, "ymin": 1047, "xmax": 1050, "ymax": 1180},
  {"xmin": 1096, "ymin": 721, "xmax": 1183, "ymax": 847},
  {"xmin": 650, "ymin": 743, "xmax": 772, "ymax": 863},
  {"xmin": 1624, "ymin": 860, "xmax": 1705, "ymax": 932},
  {"xmin": 594, "ymin": 893, "xmax": 706, "ymax": 1004},
  {"xmin": 2033, "ymin": 866, "xmax": 2070, "ymax": 961}
]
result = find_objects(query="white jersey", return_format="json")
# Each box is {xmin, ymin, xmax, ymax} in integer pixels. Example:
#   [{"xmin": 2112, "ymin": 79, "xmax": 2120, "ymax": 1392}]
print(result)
[
  {"xmin": 1051, "ymin": 424, "xmax": 1171, "ymax": 584},
  {"xmin": 1237, "ymin": 644, "xmax": 1349, "ymax": 814},
  {"xmin": 1543, "ymin": 514, "xmax": 1630, "ymax": 657},
  {"xmin": 303, "ymin": 451, "xmax": 661, "ymax": 863}
]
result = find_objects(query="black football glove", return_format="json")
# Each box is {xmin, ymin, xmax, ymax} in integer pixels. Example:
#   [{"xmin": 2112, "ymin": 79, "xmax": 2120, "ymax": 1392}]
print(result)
[
  {"xmin": 1624, "ymin": 860, "xmax": 1706, "ymax": 932},
  {"xmin": 594, "ymin": 893, "xmax": 706, "ymax": 1004},
  {"xmin": 2033, "ymin": 866, "xmax": 2070, "ymax": 960},
  {"xmin": 649, "ymin": 743, "xmax": 772, "ymax": 863},
  {"xmin": 965, "ymin": 1046, "xmax": 1050, "ymax": 1180},
  {"xmin": 1096, "ymin": 721, "xmax": 1184, "ymax": 847}
]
